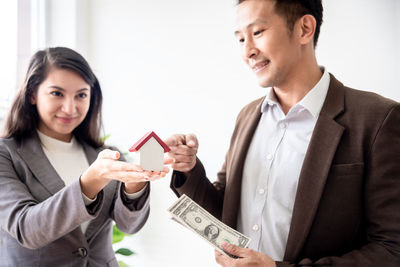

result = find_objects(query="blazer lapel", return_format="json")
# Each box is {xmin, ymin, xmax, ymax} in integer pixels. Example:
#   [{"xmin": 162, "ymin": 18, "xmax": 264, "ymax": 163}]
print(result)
[
  {"xmin": 284, "ymin": 75, "xmax": 345, "ymax": 261},
  {"xmin": 81, "ymin": 141, "xmax": 99, "ymax": 165},
  {"xmin": 78, "ymin": 142, "xmax": 101, "ymax": 239},
  {"xmin": 222, "ymin": 98, "xmax": 264, "ymax": 227},
  {"xmin": 17, "ymin": 132, "xmax": 65, "ymax": 195}
]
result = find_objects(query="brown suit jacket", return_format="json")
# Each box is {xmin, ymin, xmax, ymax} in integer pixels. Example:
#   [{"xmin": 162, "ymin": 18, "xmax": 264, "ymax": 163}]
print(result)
[{"xmin": 171, "ymin": 74, "xmax": 400, "ymax": 266}]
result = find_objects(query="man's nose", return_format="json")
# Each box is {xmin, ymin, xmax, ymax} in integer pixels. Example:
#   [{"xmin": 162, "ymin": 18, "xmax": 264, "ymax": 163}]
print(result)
[{"xmin": 244, "ymin": 39, "xmax": 258, "ymax": 60}]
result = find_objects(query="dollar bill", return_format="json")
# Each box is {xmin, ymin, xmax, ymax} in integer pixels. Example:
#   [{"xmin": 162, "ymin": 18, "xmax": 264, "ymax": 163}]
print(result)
[{"xmin": 168, "ymin": 194, "xmax": 251, "ymax": 258}]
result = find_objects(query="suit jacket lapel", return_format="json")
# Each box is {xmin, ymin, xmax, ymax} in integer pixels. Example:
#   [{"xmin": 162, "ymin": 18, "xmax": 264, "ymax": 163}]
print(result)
[
  {"xmin": 223, "ymin": 98, "xmax": 264, "ymax": 227},
  {"xmin": 284, "ymin": 75, "xmax": 345, "ymax": 261},
  {"xmin": 17, "ymin": 132, "xmax": 65, "ymax": 195}
]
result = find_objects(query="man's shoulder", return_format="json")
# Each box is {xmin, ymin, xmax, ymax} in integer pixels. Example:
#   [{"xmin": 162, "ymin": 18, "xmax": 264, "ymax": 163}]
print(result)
[
  {"xmin": 328, "ymin": 74, "xmax": 399, "ymax": 120},
  {"xmin": 343, "ymin": 86, "xmax": 398, "ymax": 109},
  {"xmin": 340, "ymin": 86, "xmax": 400, "ymax": 125}
]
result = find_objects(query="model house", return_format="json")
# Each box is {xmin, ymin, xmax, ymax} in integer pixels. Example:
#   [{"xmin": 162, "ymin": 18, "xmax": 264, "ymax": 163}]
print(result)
[{"xmin": 129, "ymin": 131, "xmax": 171, "ymax": 171}]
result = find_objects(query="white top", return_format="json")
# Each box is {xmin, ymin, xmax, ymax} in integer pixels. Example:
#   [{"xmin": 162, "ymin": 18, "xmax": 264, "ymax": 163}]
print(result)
[{"xmin": 237, "ymin": 68, "xmax": 330, "ymax": 260}]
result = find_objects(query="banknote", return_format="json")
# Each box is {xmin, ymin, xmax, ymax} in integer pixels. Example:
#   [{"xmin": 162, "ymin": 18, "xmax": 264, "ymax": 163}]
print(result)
[{"xmin": 168, "ymin": 194, "xmax": 251, "ymax": 258}]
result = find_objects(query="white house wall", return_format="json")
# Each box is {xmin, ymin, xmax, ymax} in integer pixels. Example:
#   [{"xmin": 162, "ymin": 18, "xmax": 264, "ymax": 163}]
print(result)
[{"xmin": 139, "ymin": 137, "xmax": 164, "ymax": 171}]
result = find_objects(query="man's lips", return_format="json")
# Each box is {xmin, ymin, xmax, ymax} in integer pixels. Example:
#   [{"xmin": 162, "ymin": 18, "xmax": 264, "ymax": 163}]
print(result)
[{"xmin": 251, "ymin": 60, "xmax": 270, "ymax": 73}]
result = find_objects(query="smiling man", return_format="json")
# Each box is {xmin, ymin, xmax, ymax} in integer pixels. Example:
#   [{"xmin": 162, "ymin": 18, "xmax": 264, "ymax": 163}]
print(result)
[{"xmin": 166, "ymin": 1, "xmax": 400, "ymax": 266}]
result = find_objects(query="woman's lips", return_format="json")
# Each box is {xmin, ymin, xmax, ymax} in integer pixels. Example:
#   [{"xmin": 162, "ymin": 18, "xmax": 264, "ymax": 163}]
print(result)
[{"xmin": 57, "ymin": 116, "xmax": 77, "ymax": 124}]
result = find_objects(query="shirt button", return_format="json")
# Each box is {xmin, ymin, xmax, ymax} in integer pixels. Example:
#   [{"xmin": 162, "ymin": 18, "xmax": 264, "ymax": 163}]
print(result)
[
  {"xmin": 258, "ymin": 188, "xmax": 265, "ymax": 195},
  {"xmin": 280, "ymin": 122, "xmax": 287, "ymax": 129},
  {"xmin": 266, "ymin": 154, "xmax": 273, "ymax": 160},
  {"xmin": 252, "ymin": 224, "xmax": 259, "ymax": 231}
]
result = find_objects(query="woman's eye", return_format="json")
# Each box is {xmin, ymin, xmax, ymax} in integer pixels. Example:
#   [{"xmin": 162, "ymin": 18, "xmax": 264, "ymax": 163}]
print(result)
[
  {"xmin": 50, "ymin": 91, "xmax": 62, "ymax": 97},
  {"xmin": 78, "ymin": 93, "xmax": 88, "ymax": 99}
]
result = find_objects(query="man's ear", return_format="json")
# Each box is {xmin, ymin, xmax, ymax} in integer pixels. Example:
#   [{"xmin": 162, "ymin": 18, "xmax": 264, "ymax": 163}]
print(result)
[{"xmin": 297, "ymin": 14, "xmax": 316, "ymax": 46}]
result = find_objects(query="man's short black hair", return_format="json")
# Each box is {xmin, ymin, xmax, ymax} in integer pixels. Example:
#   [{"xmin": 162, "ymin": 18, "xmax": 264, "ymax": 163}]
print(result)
[{"xmin": 238, "ymin": 0, "xmax": 323, "ymax": 48}]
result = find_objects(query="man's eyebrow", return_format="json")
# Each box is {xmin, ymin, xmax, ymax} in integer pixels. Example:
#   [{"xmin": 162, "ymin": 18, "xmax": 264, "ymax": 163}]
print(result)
[{"xmin": 234, "ymin": 19, "xmax": 268, "ymax": 36}]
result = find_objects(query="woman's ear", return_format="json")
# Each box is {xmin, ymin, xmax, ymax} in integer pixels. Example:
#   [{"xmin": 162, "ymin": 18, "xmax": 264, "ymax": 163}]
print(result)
[{"xmin": 29, "ymin": 90, "xmax": 36, "ymax": 105}]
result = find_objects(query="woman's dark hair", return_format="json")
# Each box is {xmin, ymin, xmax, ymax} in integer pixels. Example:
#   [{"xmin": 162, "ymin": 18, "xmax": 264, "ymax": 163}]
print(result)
[
  {"xmin": 2, "ymin": 47, "xmax": 104, "ymax": 148},
  {"xmin": 238, "ymin": 0, "xmax": 323, "ymax": 48}
]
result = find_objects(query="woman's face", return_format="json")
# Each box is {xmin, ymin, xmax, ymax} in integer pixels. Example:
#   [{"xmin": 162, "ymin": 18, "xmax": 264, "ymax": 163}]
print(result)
[{"xmin": 31, "ymin": 68, "xmax": 91, "ymax": 142}]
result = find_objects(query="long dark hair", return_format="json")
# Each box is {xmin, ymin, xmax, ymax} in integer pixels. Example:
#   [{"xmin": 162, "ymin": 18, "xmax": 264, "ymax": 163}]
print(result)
[{"xmin": 2, "ymin": 47, "xmax": 104, "ymax": 148}]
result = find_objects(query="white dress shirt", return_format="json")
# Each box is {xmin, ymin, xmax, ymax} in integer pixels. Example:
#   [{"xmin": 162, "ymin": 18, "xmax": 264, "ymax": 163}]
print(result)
[{"xmin": 237, "ymin": 68, "xmax": 330, "ymax": 260}]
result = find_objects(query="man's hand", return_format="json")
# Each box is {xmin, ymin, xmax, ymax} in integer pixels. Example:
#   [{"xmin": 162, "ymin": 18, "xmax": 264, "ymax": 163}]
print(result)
[
  {"xmin": 215, "ymin": 242, "xmax": 276, "ymax": 267},
  {"xmin": 164, "ymin": 134, "xmax": 198, "ymax": 173}
]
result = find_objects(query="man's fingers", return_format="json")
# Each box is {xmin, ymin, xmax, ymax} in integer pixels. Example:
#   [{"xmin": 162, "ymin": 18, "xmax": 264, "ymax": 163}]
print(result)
[
  {"xmin": 185, "ymin": 134, "xmax": 198, "ymax": 148},
  {"xmin": 215, "ymin": 250, "xmax": 232, "ymax": 267},
  {"xmin": 169, "ymin": 145, "xmax": 197, "ymax": 156},
  {"xmin": 171, "ymin": 154, "xmax": 195, "ymax": 164},
  {"xmin": 164, "ymin": 157, "xmax": 174, "ymax": 165},
  {"xmin": 98, "ymin": 149, "xmax": 120, "ymax": 160},
  {"xmin": 221, "ymin": 242, "xmax": 248, "ymax": 258},
  {"xmin": 164, "ymin": 134, "xmax": 185, "ymax": 147}
]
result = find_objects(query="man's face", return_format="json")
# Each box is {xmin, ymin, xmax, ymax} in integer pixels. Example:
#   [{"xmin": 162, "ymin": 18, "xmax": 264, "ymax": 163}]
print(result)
[{"xmin": 235, "ymin": 0, "xmax": 300, "ymax": 88}]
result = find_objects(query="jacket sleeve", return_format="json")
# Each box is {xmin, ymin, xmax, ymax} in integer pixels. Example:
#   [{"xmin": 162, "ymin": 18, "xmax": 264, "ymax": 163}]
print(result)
[
  {"xmin": 169, "ymin": 101, "xmax": 253, "ymax": 220},
  {"xmin": 0, "ymin": 145, "xmax": 101, "ymax": 249},
  {"xmin": 277, "ymin": 104, "xmax": 400, "ymax": 266},
  {"xmin": 109, "ymin": 149, "xmax": 150, "ymax": 234},
  {"xmin": 170, "ymin": 158, "xmax": 226, "ymax": 219}
]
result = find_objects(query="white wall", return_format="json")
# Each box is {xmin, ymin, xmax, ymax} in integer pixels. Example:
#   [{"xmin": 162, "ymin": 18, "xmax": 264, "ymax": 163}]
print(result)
[
  {"xmin": 317, "ymin": 0, "xmax": 400, "ymax": 101},
  {"xmin": 40, "ymin": 0, "xmax": 400, "ymax": 266}
]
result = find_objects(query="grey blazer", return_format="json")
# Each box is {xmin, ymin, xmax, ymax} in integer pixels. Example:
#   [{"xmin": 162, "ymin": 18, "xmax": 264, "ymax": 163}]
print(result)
[{"xmin": 0, "ymin": 133, "xmax": 150, "ymax": 267}]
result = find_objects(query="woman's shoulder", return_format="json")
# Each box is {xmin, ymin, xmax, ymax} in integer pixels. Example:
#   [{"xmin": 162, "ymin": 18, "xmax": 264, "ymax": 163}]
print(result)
[
  {"xmin": 0, "ymin": 137, "xmax": 22, "ymax": 161},
  {"xmin": 0, "ymin": 137, "xmax": 19, "ymax": 150}
]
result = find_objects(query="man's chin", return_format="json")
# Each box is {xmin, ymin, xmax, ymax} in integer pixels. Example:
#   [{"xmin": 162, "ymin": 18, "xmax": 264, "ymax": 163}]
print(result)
[{"xmin": 257, "ymin": 79, "xmax": 272, "ymax": 88}]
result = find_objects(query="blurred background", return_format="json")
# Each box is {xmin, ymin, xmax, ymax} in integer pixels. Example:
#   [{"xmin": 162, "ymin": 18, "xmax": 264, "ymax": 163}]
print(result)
[{"xmin": 0, "ymin": 0, "xmax": 399, "ymax": 266}]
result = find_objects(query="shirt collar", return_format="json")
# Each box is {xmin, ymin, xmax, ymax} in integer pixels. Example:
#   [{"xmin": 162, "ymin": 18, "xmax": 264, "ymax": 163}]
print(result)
[{"xmin": 261, "ymin": 67, "xmax": 330, "ymax": 118}]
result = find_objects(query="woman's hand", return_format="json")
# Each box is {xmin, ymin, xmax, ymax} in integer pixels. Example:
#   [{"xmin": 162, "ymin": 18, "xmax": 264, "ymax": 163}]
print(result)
[
  {"xmin": 80, "ymin": 149, "xmax": 171, "ymax": 198},
  {"xmin": 124, "ymin": 157, "xmax": 173, "ymax": 193}
]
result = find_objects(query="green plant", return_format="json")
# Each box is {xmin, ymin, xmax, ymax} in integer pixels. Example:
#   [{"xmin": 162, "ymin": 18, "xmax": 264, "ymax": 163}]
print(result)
[{"xmin": 113, "ymin": 224, "xmax": 135, "ymax": 266}]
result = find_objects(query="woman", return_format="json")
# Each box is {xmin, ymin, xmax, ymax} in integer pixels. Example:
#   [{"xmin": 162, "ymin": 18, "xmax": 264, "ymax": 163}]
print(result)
[{"xmin": 0, "ymin": 47, "xmax": 169, "ymax": 266}]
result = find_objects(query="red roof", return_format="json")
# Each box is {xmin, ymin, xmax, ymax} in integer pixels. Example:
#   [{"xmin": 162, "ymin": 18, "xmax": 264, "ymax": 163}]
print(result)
[{"xmin": 129, "ymin": 131, "xmax": 171, "ymax": 153}]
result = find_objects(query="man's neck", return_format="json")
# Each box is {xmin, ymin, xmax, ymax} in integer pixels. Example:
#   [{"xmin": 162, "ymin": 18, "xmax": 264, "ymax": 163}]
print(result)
[{"xmin": 273, "ymin": 61, "xmax": 323, "ymax": 115}]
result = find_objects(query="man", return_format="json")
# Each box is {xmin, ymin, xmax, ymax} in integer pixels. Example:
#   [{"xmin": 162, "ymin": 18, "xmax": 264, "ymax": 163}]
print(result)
[{"xmin": 165, "ymin": 0, "xmax": 400, "ymax": 266}]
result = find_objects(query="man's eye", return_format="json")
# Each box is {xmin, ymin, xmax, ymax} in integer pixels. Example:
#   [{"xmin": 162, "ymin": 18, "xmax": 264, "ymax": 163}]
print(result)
[
  {"xmin": 254, "ymin": 29, "xmax": 264, "ymax": 36},
  {"xmin": 238, "ymin": 38, "xmax": 245, "ymax": 43},
  {"xmin": 50, "ymin": 91, "xmax": 62, "ymax": 97}
]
